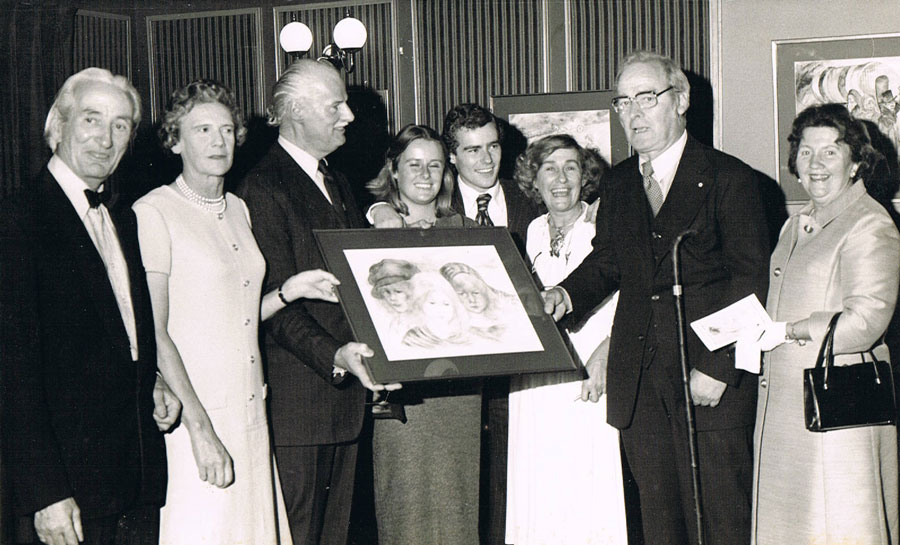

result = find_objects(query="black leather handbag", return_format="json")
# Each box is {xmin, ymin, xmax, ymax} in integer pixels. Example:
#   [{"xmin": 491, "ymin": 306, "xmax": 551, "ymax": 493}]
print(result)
[{"xmin": 804, "ymin": 312, "xmax": 897, "ymax": 432}]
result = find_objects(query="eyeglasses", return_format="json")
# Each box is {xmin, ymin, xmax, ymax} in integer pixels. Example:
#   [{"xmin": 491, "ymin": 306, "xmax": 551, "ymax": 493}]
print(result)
[{"xmin": 611, "ymin": 86, "xmax": 674, "ymax": 114}]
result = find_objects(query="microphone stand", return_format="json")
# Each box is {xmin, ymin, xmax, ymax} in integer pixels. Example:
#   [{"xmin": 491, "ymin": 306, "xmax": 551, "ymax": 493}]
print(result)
[{"xmin": 672, "ymin": 229, "xmax": 704, "ymax": 545}]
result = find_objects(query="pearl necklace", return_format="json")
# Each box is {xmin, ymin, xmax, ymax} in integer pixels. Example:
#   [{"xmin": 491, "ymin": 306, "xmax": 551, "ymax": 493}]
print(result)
[{"xmin": 176, "ymin": 176, "xmax": 226, "ymax": 214}]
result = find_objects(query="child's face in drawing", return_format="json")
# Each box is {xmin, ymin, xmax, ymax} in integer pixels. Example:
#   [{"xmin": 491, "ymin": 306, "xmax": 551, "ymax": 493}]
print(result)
[
  {"xmin": 379, "ymin": 283, "xmax": 411, "ymax": 313},
  {"xmin": 422, "ymin": 289, "xmax": 456, "ymax": 322},
  {"xmin": 450, "ymin": 274, "xmax": 488, "ymax": 314}
]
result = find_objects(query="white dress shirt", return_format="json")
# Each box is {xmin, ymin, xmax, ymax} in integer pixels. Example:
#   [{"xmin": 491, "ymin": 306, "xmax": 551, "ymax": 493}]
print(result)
[
  {"xmin": 638, "ymin": 129, "xmax": 688, "ymax": 202},
  {"xmin": 456, "ymin": 177, "xmax": 509, "ymax": 227}
]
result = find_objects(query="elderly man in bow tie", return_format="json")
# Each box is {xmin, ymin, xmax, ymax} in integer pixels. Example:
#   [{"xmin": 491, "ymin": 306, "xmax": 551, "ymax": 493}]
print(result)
[{"xmin": 1, "ymin": 67, "xmax": 179, "ymax": 545}]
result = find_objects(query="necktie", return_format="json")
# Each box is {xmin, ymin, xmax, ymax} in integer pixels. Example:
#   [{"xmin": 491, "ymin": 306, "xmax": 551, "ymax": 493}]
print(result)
[
  {"xmin": 476, "ymin": 193, "xmax": 494, "ymax": 226},
  {"xmin": 641, "ymin": 161, "xmax": 664, "ymax": 217},
  {"xmin": 84, "ymin": 204, "xmax": 138, "ymax": 361},
  {"xmin": 84, "ymin": 188, "xmax": 111, "ymax": 208},
  {"xmin": 318, "ymin": 160, "xmax": 347, "ymax": 226}
]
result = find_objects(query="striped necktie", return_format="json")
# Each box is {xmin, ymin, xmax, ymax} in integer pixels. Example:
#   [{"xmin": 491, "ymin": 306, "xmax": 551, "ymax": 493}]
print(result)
[
  {"xmin": 641, "ymin": 160, "xmax": 663, "ymax": 216},
  {"xmin": 476, "ymin": 193, "xmax": 494, "ymax": 226}
]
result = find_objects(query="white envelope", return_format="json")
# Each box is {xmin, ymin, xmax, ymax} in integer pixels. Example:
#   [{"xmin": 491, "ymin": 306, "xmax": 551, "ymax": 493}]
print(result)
[{"xmin": 689, "ymin": 294, "xmax": 771, "ymax": 352}]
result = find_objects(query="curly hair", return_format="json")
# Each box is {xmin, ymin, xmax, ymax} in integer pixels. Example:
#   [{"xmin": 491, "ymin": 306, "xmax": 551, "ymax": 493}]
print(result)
[
  {"xmin": 158, "ymin": 79, "xmax": 247, "ymax": 151},
  {"xmin": 366, "ymin": 124, "xmax": 456, "ymax": 218},
  {"xmin": 441, "ymin": 103, "xmax": 504, "ymax": 155},
  {"xmin": 787, "ymin": 103, "xmax": 882, "ymax": 184},
  {"xmin": 44, "ymin": 67, "xmax": 141, "ymax": 152},
  {"xmin": 513, "ymin": 134, "xmax": 607, "ymax": 204}
]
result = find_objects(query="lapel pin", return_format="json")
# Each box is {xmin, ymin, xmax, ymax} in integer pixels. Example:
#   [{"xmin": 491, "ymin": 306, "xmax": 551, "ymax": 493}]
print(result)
[{"xmin": 697, "ymin": 182, "xmax": 703, "ymax": 188}]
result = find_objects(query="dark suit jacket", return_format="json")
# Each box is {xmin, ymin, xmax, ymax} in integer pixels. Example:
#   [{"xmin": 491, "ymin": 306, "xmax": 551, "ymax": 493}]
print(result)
[
  {"xmin": 237, "ymin": 143, "xmax": 366, "ymax": 446},
  {"xmin": 0, "ymin": 167, "xmax": 166, "ymax": 519},
  {"xmin": 561, "ymin": 135, "xmax": 769, "ymax": 431},
  {"xmin": 451, "ymin": 178, "xmax": 540, "ymax": 255}
]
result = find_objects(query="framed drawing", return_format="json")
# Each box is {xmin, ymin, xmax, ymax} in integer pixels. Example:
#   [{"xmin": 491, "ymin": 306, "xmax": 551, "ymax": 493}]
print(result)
[
  {"xmin": 314, "ymin": 227, "xmax": 577, "ymax": 383},
  {"xmin": 773, "ymin": 33, "xmax": 900, "ymax": 202},
  {"xmin": 490, "ymin": 90, "xmax": 629, "ymax": 167}
]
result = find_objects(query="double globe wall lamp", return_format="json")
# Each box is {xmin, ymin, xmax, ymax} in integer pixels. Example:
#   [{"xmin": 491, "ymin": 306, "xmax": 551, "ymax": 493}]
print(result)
[{"xmin": 279, "ymin": 12, "xmax": 368, "ymax": 74}]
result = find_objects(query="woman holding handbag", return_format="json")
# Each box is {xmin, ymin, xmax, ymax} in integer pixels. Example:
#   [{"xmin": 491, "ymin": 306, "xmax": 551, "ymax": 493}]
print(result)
[{"xmin": 753, "ymin": 103, "xmax": 900, "ymax": 544}]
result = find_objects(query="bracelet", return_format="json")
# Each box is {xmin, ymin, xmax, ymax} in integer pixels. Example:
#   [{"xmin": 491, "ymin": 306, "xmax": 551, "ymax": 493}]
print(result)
[
  {"xmin": 278, "ymin": 284, "xmax": 290, "ymax": 306},
  {"xmin": 787, "ymin": 322, "xmax": 796, "ymax": 340}
]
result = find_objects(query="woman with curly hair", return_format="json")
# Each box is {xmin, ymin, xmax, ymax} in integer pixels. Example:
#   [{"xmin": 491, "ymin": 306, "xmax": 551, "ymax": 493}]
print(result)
[
  {"xmin": 133, "ymin": 79, "xmax": 338, "ymax": 544},
  {"xmin": 506, "ymin": 134, "xmax": 628, "ymax": 545}
]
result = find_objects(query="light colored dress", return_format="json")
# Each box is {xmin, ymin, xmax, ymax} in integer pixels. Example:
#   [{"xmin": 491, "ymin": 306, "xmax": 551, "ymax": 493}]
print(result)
[
  {"xmin": 134, "ymin": 183, "xmax": 291, "ymax": 545},
  {"xmin": 753, "ymin": 181, "xmax": 900, "ymax": 545},
  {"xmin": 506, "ymin": 203, "xmax": 628, "ymax": 545}
]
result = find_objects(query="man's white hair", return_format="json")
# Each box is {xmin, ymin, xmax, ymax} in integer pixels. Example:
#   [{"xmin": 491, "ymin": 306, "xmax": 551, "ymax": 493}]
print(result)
[
  {"xmin": 266, "ymin": 59, "xmax": 341, "ymax": 127},
  {"xmin": 43, "ymin": 67, "xmax": 141, "ymax": 151}
]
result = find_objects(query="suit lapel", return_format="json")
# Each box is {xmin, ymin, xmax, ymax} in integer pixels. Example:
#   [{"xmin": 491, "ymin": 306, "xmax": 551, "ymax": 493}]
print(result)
[
  {"xmin": 276, "ymin": 147, "xmax": 357, "ymax": 229},
  {"xmin": 451, "ymin": 185, "xmax": 465, "ymax": 218},
  {"xmin": 108, "ymin": 201, "xmax": 153, "ymax": 360},
  {"xmin": 501, "ymin": 178, "xmax": 529, "ymax": 237},
  {"xmin": 649, "ymin": 137, "xmax": 713, "ymax": 270},
  {"xmin": 614, "ymin": 160, "xmax": 658, "ymax": 281},
  {"xmin": 40, "ymin": 173, "xmax": 131, "ymax": 347}
]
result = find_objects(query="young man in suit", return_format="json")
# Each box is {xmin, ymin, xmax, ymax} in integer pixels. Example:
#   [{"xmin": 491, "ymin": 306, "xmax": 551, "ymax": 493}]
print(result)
[
  {"xmin": 370, "ymin": 103, "xmax": 540, "ymax": 544},
  {"xmin": 544, "ymin": 51, "xmax": 770, "ymax": 545},
  {"xmin": 371, "ymin": 103, "xmax": 539, "ymax": 248},
  {"xmin": 236, "ymin": 59, "xmax": 395, "ymax": 545},
  {"xmin": 0, "ymin": 67, "xmax": 179, "ymax": 545}
]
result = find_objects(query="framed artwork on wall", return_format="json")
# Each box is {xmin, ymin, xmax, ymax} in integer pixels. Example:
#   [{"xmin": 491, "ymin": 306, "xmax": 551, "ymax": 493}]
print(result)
[
  {"xmin": 314, "ymin": 227, "xmax": 577, "ymax": 384},
  {"xmin": 490, "ymin": 90, "xmax": 630, "ymax": 167},
  {"xmin": 773, "ymin": 32, "xmax": 900, "ymax": 202}
]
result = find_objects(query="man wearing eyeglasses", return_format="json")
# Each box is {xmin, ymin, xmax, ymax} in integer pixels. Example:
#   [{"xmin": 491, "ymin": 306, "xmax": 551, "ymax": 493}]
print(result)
[{"xmin": 543, "ymin": 50, "xmax": 769, "ymax": 545}]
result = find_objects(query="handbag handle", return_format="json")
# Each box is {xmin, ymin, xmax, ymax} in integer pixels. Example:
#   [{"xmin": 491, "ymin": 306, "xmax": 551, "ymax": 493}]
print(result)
[
  {"xmin": 813, "ymin": 311, "xmax": 885, "ymax": 388},
  {"xmin": 860, "ymin": 350, "xmax": 886, "ymax": 386},
  {"xmin": 813, "ymin": 312, "xmax": 841, "ymax": 379}
]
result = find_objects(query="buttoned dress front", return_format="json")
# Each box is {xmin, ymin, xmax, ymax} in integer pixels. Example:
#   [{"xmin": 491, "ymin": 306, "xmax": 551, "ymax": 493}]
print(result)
[
  {"xmin": 134, "ymin": 185, "xmax": 291, "ymax": 545},
  {"xmin": 753, "ymin": 181, "xmax": 900, "ymax": 545}
]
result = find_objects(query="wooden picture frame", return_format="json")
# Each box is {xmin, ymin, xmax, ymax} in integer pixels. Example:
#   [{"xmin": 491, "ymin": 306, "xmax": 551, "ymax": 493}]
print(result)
[
  {"xmin": 314, "ymin": 227, "xmax": 577, "ymax": 383},
  {"xmin": 773, "ymin": 33, "xmax": 900, "ymax": 202},
  {"xmin": 490, "ymin": 90, "xmax": 630, "ymax": 166}
]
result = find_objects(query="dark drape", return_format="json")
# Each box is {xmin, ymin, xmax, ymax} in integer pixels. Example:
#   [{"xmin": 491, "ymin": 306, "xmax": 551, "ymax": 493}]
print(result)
[
  {"xmin": 0, "ymin": 2, "xmax": 75, "ymax": 540},
  {"xmin": 0, "ymin": 0, "xmax": 76, "ymax": 201}
]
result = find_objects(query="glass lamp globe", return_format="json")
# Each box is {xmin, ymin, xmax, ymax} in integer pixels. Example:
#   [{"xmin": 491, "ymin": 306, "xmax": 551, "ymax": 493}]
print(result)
[
  {"xmin": 333, "ymin": 17, "xmax": 367, "ymax": 51},
  {"xmin": 279, "ymin": 22, "xmax": 313, "ymax": 54}
]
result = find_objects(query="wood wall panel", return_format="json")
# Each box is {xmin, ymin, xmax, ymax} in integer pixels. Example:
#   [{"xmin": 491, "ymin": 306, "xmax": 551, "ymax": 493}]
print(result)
[
  {"xmin": 147, "ymin": 9, "xmax": 265, "ymax": 122},
  {"xmin": 74, "ymin": 10, "xmax": 131, "ymax": 79},
  {"xmin": 567, "ymin": 0, "xmax": 709, "ymax": 91},
  {"xmin": 413, "ymin": 0, "xmax": 546, "ymax": 127},
  {"xmin": 274, "ymin": 1, "xmax": 394, "ymax": 95}
]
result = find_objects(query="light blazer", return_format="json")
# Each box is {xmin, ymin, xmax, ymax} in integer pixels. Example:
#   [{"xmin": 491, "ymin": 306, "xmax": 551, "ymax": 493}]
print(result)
[
  {"xmin": 237, "ymin": 144, "xmax": 366, "ymax": 446},
  {"xmin": 561, "ymin": 135, "xmax": 770, "ymax": 430},
  {"xmin": 0, "ymin": 168, "xmax": 166, "ymax": 518}
]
